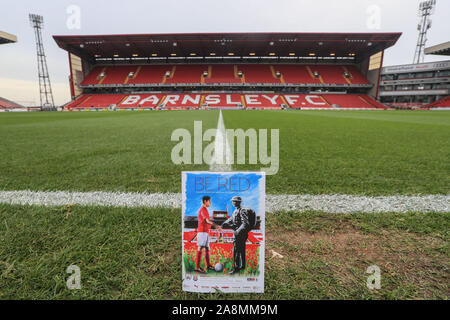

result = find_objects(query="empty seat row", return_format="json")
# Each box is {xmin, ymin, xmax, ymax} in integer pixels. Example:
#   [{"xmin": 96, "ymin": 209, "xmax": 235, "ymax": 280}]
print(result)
[
  {"xmin": 66, "ymin": 93, "xmax": 384, "ymax": 110},
  {"xmin": 81, "ymin": 64, "xmax": 370, "ymax": 86}
]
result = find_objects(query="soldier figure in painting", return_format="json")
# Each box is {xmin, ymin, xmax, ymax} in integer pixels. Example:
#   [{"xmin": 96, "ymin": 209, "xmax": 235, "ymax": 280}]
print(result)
[{"xmin": 222, "ymin": 196, "xmax": 256, "ymax": 275}]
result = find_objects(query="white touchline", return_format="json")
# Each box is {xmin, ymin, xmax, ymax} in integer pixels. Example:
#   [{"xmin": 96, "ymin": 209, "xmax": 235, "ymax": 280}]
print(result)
[
  {"xmin": 0, "ymin": 190, "xmax": 448, "ymax": 213},
  {"xmin": 210, "ymin": 110, "xmax": 233, "ymax": 172}
]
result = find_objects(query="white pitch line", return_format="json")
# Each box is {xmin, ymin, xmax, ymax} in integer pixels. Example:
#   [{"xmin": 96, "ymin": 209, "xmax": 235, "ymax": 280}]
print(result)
[
  {"xmin": 0, "ymin": 190, "xmax": 449, "ymax": 213},
  {"xmin": 210, "ymin": 110, "xmax": 233, "ymax": 172}
]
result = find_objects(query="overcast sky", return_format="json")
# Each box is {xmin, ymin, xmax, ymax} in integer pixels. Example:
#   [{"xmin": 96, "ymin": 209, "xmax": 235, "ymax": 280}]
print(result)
[{"xmin": 1, "ymin": 0, "xmax": 449, "ymax": 106}]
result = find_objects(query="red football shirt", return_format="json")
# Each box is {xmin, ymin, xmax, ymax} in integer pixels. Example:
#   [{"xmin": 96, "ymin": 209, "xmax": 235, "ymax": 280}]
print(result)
[{"xmin": 197, "ymin": 206, "xmax": 210, "ymax": 232}]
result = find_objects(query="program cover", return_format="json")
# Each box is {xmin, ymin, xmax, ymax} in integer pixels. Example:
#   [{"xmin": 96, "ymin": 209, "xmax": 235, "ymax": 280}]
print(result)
[{"xmin": 182, "ymin": 171, "xmax": 266, "ymax": 293}]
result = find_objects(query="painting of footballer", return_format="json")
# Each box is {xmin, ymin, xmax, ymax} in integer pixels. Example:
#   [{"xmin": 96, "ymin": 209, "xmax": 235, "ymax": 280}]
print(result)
[{"xmin": 195, "ymin": 196, "xmax": 222, "ymax": 273}]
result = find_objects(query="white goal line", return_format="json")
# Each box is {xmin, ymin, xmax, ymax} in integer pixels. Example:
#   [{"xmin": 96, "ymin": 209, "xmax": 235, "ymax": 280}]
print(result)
[{"xmin": 0, "ymin": 190, "xmax": 448, "ymax": 213}]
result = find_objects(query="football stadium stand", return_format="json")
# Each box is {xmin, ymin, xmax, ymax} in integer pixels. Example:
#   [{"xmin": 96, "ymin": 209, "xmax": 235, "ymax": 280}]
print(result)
[
  {"xmin": 0, "ymin": 96, "xmax": 24, "ymax": 111},
  {"xmin": 54, "ymin": 32, "xmax": 402, "ymax": 110},
  {"xmin": 427, "ymin": 96, "xmax": 450, "ymax": 109},
  {"xmin": 380, "ymin": 41, "xmax": 450, "ymax": 109}
]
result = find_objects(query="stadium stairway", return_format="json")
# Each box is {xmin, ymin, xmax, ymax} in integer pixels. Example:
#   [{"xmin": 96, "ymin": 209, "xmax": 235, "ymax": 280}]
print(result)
[
  {"xmin": 311, "ymin": 65, "xmax": 347, "ymax": 85},
  {"xmin": 124, "ymin": 66, "xmax": 141, "ymax": 84},
  {"xmin": 344, "ymin": 66, "xmax": 371, "ymax": 85},
  {"xmin": 270, "ymin": 66, "xmax": 285, "ymax": 84},
  {"xmin": 342, "ymin": 66, "xmax": 353, "ymax": 85},
  {"xmin": 306, "ymin": 66, "xmax": 325, "ymax": 84},
  {"xmin": 80, "ymin": 67, "xmax": 104, "ymax": 85}
]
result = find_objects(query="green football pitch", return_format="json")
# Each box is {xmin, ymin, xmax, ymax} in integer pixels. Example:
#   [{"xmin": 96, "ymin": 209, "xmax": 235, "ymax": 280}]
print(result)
[
  {"xmin": 0, "ymin": 110, "xmax": 448, "ymax": 299},
  {"xmin": 0, "ymin": 110, "xmax": 448, "ymax": 195}
]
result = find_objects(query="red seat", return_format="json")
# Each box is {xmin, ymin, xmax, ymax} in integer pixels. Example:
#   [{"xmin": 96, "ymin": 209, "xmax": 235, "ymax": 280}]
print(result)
[
  {"xmin": 81, "ymin": 67, "xmax": 104, "ymax": 85},
  {"xmin": 239, "ymin": 65, "xmax": 280, "ymax": 84},
  {"xmin": 322, "ymin": 94, "xmax": 376, "ymax": 109},
  {"xmin": 344, "ymin": 66, "xmax": 371, "ymax": 85},
  {"xmin": 74, "ymin": 94, "xmax": 126, "ymax": 108},
  {"xmin": 201, "ymin": 94, "xmax": 244, "ymax": 107},
  {"xmin": 428, "ymin": 96, "xmax": 450, "ymax": 108},
  {"xmin": 65, "ymin": 95, "xmax": 88, "ymax": 109},
  {"xmin": 361, "ymin": 95, "xmax": 387, "ymax": 109},
  {"xmin": 205, "ymin": 65, "xmax": 241, "ymax": 84},
  {"xmin": 165, "ymin": 65, "xmax": 205, "ymax": 84},
  {"xmin": 243, "ymin": 94, "xmax": 284, "ymax": 109},
  {"xmin": 310, "ymin": 65, "xmax": 348, "ymax": 85},
  {"xmin": 64, "ymin": 93, "xmax": 388, "ymax": 111},
  {"xmin": 80, "ymin": 64, "xmax": 370, "ymax": 86},
  {"xmin": 283, "ymin": 94, "xmax": 331, "ymax": 108},
  {"xmin": 129, "ymin": 65, "xmax": 169, "ymax": 84},
  {"xmin": 101, "ymin": 66, "xmax": 139, "ymax": 85},
  {"xmin": 275, "ymin": 65, "xmax": 321, "ymax": 84}
]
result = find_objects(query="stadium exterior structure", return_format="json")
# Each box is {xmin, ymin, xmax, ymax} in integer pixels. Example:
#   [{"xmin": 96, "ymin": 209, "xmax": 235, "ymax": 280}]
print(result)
[
  {"xmin": 379, "ymin": 60, "xmax": 450, "ymax": 109},
  {"xmin": 0, "ymin": 30, "xmax": 17, "ymax": 45},
  {"xmin": 0, "ymin": 30, "xmax": 26, "ymax": 111},
  {"xmin": 379, "ymin": 41, "xmax": 450, "ymax": 110},
  {"xmin": 53, "ymin": 32, "xmax": 402, "ymax": 111}
]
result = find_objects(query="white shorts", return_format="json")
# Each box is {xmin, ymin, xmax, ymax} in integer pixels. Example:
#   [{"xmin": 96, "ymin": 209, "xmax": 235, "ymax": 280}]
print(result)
[{"xmin": 197, "ymin": 232, "xmax": 210, "ymax": 249}]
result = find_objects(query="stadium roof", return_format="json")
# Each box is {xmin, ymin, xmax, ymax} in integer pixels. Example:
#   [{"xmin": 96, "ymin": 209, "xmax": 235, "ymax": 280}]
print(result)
[
  {"xmin": 425, "ymin": 41, "xmax": 450, "ymax": 56},
  {"xmin": 53, "ymin": 32, "xmax": 401, "ymax": 63},
  {"xmin": 0, "ymin": 31, "xmax": 17, "ymax": 44}
]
